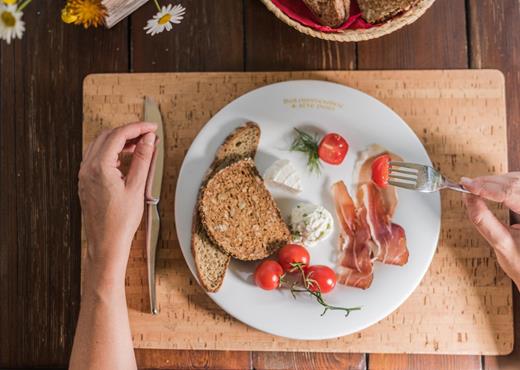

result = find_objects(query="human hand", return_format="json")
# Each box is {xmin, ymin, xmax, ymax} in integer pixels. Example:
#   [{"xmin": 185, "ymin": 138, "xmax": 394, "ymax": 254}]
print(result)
[
  {"xmin": 79, "ymin": 122, "xmax": 157, "ymax": 280},
  {"xmin": 461, "ymin": 173, "xmax": 520, "ymax": 288}
]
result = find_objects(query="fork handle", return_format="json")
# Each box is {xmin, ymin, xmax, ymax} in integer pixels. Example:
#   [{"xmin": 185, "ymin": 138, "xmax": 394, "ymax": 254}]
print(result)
[{"xmin": 443, "ymin": 178, "xmax": 471, "ymax": 194}]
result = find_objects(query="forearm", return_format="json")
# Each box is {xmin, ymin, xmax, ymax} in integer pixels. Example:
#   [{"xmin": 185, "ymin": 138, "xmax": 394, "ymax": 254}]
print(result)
[{"xmin": 69, "ymin": 261, "xmax": 136, "ymax": 370}]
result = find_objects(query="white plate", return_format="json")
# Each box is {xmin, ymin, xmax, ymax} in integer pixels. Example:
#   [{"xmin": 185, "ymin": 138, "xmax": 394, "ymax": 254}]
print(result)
[{"xmin": 175, "ymin": 80, "xmax": 441, "ymax": 340}]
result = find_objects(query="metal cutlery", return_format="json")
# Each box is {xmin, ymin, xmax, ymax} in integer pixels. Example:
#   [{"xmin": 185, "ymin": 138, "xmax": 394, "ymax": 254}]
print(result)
[
  {"xmin": 144, "ymin": 97, "xmax": 165, "ymax": 315},
  {"xmin": 389, "ymin": 161, "xmax": 470, "ymax": 194}
]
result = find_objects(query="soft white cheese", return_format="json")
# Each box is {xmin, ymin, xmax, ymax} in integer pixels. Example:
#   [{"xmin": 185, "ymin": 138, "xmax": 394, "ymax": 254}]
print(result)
[
  {"xmin": 290, "ymin": 202, "xmax": 333, "ymax": 246},
  {"xmin": 263, "ymin": 159, "xmax": 303, "ymax": 193}
]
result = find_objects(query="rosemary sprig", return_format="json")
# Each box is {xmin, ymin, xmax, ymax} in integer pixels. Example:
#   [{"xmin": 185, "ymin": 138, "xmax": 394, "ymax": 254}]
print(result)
[{"xmin": 290, "ymin": 128, "xmax": 321, "ymax": 174}]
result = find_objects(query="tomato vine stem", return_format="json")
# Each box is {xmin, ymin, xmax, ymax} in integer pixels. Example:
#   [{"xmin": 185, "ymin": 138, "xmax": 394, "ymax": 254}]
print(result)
[{"xmin": 280, "ymin": 262, "xmax": 361, "ymax": 317}]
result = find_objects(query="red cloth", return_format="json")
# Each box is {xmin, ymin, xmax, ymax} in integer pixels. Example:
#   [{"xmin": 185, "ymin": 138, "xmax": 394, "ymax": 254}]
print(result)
[{"xmin": 271, "ymin": 0, "xmax": 374, "ymax": 32}]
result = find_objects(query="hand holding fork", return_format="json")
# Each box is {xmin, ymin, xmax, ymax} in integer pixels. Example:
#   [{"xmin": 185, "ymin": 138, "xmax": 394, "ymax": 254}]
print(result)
[
  {"xmin": 460, "ymin": 174, "xmax": 520, "ymax": 289},
  {"xmin": 389, "ymin": 162, "xmax": 520, "ymax": 289}
]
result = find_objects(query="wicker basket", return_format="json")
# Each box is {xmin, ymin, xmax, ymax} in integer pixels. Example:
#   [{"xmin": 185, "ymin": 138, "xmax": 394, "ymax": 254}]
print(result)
[{"xmin": 260, "ymin": 0, "xmax": 436, "ymax": 42}]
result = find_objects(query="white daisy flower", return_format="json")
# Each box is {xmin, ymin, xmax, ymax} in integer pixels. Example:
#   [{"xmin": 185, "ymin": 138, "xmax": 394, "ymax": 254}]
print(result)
[
  {"xmin": 144, "ymin": 4, "xmax": 185, "ymax": 36},
  {"xmin": 0, "ymin": 4, "xmax": 25, "ymax": 44}
]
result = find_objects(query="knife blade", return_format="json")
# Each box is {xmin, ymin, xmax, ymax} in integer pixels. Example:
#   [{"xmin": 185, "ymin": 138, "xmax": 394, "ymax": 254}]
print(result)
[{"xmin": 144, "ymin": 96, "xmax": 164, "ymax": 315}]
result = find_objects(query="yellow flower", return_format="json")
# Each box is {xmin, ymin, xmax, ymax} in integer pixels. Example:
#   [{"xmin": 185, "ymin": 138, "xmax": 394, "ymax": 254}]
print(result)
[
  {"xmin": 61, "ymin": 0, "xmax": 107, "ymax": 28},
  {"xmin": 2, "ymin": 0, "xmax": 17, "ymax": 5}
]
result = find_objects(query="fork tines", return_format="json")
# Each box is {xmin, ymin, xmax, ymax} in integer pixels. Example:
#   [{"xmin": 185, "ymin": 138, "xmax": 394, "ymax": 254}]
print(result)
[{"xmin": 388, "ymin": 161, "xmax": 419, "ymax": 189}]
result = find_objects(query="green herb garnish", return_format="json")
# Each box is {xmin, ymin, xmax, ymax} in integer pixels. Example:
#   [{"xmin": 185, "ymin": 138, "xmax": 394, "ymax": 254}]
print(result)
[{"xmin": 290, "ymin": 128, "xmax": 321, "ymax": 174}]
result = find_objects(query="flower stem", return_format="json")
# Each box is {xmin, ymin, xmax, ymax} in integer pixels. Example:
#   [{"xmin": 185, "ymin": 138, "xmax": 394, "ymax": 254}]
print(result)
[
  {"xmin": 17, "ymin": 0, "xmax": 32, "ymax": 11},
  {"xmin": 153, "ymin": 0, "xmax": 161, "ymax": 12}
]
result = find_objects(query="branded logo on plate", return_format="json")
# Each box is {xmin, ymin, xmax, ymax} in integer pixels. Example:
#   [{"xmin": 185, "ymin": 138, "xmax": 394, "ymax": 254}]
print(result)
[{"xmin": 283, "ymin": 98, "xmax": 344, "ymax": 111}]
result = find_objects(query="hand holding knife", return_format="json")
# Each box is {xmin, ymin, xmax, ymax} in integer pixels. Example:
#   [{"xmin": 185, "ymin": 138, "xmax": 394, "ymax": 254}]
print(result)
[{"xmin": 144, "ymin": 96, "xmax": 165, "ymax": 315}]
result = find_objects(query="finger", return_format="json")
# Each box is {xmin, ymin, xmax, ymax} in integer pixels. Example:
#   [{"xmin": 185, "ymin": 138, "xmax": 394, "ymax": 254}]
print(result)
[
  {"xmin": 82, "ymin": 142, "xmax": 94, "ymax": 162},
  {"xmin": 121, "ymin": 144, "xmax": 136, "ymax": 154},
  {"xmin": 461, "ymin": 176, "xmax": 517, "ymax": 203},
  {"xmin": 87, "ymin": 129, "xmax": 111, "ymax": 162},
  {"xmin": 126, "ymin": 132, "xmax": 156, "ymax": 192},
  {"xmin": 123, "ymin": 137, "xmax": 141, "ymax": 148},
  {"xmin": 463, "ymin": 193, "xmax": 516, "ymax": 254},
  {"xmin": 100, "ymin": 122, "xmax": 157, "ymax": 164}
]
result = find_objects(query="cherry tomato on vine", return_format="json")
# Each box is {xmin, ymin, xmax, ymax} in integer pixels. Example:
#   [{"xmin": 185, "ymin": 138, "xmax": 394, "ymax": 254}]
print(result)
[
  {"xmin": 371, "ymin": 154, "xmax": 391, "ymax": 188},
  {"xmin": 318, "ymin": 133, "xmax": 349, "ymax": 165},
  {"xmin": 254, "ymin": 260, "xmax": 284, "ymax": 290},
  {"xmin": 277, "ymin": 244, "xmax": 310, "ymax": 272},
  {"xmin": 305, "ymin": 265, "xmax": 337, "ymax": 294}
]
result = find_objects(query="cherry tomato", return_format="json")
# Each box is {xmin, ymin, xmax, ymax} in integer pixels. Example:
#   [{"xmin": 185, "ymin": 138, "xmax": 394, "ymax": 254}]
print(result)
[
  {"xmin": 318, "ymin": 133, "xmax": 349, "ymax": 165},
  {"xmin": 371, "ymin": 154, "xmax": 391, "ymax": 187},
  {"xmin": 255, "ymin": 260, "xmax": 284, "ymax": 290},
  {"xmin": 305, "ymin": 265, "xmax": 337, "ymax": 294},
  {"xmin": 278, "ymin": 244, "xmax": 310, "ymax": 272}
]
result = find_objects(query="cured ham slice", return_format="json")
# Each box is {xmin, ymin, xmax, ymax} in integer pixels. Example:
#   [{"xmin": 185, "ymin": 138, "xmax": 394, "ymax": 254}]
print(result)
[
  {"xmin": 332, "ymin": 145, "xmax": 409, "ymax": 290},
  {"xmin": 337, "ymin": 263, "xmax": 374, "ymax": 289},
  {"xmin": 361, "ymin": 183, "xmax": 409, "ymax": 266},
  {"xmin": 354, "ymin": 144, "xmax": 401, "ymax": 218},
  {"xmin": 332, "ymin": 181, "xmax": 375, "ymax": 289}
]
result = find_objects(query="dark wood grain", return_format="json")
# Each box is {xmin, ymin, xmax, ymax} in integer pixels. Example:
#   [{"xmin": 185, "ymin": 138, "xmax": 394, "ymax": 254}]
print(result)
[
  {"xmin": 252, "ymin": 352, "xmax": 366, "ymax": 370},
  {"xmin": 467, "ymin": 0, "xmax": 520, "ymax": 368},
  {"xmin": 356, "ymin": 0, "xmax": 482, "ymax": 368},
  {"xmin": 0, "ymin": 1, "xmax": 128, "ymax": 367},
  {"xmin": 358, "ymin": 0, "xmax": 467, "ymax": 69},
  {"xmin": 130, "ymin": 0, "xmax": 243, "ymax": 72},
  {"xmin": 245, "ymin": 0, "xmax": 356, "ymax": 70},
  {"xmin": 0, "ymin": 27, "xmax": 19, "ymax": 367},
  {"xmin": 368, "ymin": 354, "xmax": 482, "ymax": 370},
  {"xmin": 135, "ymin": 349, "xmax": 251, "ymax": 370}
]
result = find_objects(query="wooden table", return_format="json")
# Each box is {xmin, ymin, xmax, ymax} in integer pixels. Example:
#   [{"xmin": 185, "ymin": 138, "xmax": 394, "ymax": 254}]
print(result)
[{"xmin": 0, "ymin": 1, "xmax": 518, "ymax": 369}]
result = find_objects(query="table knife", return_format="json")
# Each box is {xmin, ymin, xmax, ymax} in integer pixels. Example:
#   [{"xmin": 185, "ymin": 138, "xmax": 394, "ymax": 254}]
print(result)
[{"xmin": 144, "ymin": 96, "xmax": 165, "ymax": 315}]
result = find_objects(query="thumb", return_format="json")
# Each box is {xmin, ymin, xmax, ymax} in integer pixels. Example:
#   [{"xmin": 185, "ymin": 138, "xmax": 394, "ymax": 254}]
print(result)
[
  {"xmin": 126, "ymin": 132, "xmax": 156, "ymax": 191},
  {"xmin": 463, "ymin": 193, "xmax": 515, "ymax": 255}
]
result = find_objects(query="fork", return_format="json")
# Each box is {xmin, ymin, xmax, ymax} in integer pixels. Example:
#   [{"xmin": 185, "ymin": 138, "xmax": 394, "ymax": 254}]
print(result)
[{"xmin": 388, "ymin": 161, "xmax": 470, "ymax": 193}]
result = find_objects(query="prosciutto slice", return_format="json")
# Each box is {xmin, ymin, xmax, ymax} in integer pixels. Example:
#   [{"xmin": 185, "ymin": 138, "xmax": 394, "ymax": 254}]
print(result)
[
  {"xmin": 332, "ymin": 181, "xmax": 375, "ymax": 289},
  {"xmin": 361, "ymin": 183, "xmax": 409, "ymax": 266},
  {"xmin": 354, "ymin": 144, "xmax": 402, "ymax": 217},
  {"xmin": 337, "ymin": 261, "xmax": 374, "ymax": 289},
  {"xmin": 332, "ymin": 145, "xmax": 409, "ymax": 290}
]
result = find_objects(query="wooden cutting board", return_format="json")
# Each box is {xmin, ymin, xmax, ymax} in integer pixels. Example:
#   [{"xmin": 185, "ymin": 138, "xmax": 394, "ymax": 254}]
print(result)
[{"xmin": 82, "ymin": 70, "xmax": 512, "ymax": 355}]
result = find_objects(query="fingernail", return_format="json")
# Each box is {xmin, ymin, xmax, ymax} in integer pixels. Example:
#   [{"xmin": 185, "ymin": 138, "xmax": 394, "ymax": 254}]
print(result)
[
  {"xmin": 460, "ymin": 177, "xmax": 473, "ymax": 186},
  {"xmin": 142, "ymin": 132, "xmax": 156, "ymax": 145}
]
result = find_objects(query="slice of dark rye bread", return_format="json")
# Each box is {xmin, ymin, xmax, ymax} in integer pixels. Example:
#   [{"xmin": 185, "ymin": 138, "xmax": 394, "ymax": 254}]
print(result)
[
  {"xmin": 302, "ymin": 0, "xmax": 350, "ymax": 27},
  {"xmin": 357, "ymin": 0, "xmax": 418, "ymax": 24},
  {"xmin": 199, "ymin": 158, "xmax": 291, "ymax": 261},
  {"xmin": 191, "ymin": 123, "xmax": 261, "ymax": 292}
]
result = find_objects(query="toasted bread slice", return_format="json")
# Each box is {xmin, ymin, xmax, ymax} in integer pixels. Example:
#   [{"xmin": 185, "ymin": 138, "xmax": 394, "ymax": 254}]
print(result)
[
  {"xmin": 214, "ymin": 123, "xmax": 260, "ymax": 168},
  {"xmin": 192, "ymin": 123, "xmax": 260, "ymax": 292},
  {"xmin": 191, "ymin": 214, "xmax": 231, "ymax": 292},
  {"xmin": 358, "ymin": 0, "xmax": 417, "ymax": 23},
  {"xmin": 199, "ymin": 159, "xmax": 291, "ymax": 261},
  {"xmin": 302, "ymin": 0, "xmax": 350, "ymax": 27}
]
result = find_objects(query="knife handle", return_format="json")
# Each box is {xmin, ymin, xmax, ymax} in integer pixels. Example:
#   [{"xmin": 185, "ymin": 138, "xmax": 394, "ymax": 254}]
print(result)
[{"xmin": 146, "ymin": 204, "xmax": 160, "ymax": 315}]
